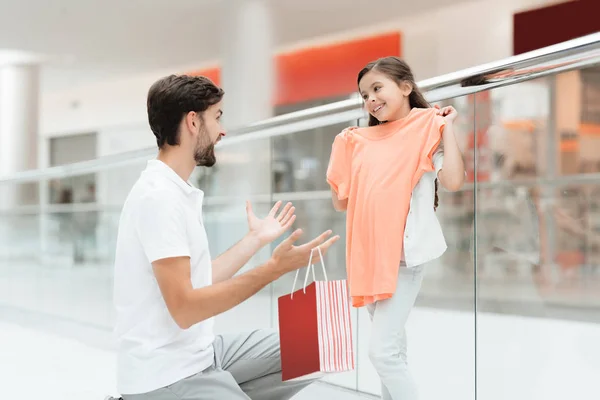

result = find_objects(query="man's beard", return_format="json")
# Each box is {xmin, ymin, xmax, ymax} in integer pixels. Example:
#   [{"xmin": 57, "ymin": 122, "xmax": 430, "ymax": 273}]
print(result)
[{"xmin": 194, "ymin": 138, "xmax": 216, "ymax": 167}]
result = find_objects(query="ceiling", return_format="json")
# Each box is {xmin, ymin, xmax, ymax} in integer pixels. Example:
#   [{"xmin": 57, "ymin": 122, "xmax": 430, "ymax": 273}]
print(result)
[{"xmin": 0, "ymin": 0, "xmax": 470, "ymax": 92}]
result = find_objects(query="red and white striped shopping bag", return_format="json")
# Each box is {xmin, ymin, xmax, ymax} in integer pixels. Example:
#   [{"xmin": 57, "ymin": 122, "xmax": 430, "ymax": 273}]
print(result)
[{"xmin": 278, "ymin": 248, "xmax": 355, "ymax": 381}]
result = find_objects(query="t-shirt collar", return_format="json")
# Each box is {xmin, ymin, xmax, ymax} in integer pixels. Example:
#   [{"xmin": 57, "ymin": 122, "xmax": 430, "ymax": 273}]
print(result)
[{"xmin": 146, "ymin": 159, "xmax": 201, "ymax": 196}]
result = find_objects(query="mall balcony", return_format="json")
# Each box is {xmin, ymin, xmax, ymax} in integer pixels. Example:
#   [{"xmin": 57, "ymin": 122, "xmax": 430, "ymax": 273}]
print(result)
[{"xmin": 0, "ymin": 0, "xmax": 599, "ymax": 399}]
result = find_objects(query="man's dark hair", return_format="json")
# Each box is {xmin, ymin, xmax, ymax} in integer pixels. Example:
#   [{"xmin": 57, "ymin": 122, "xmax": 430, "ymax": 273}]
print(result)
[{"xmin": 147, "ymin": 75, "xmax": 224, "ymax": 149}]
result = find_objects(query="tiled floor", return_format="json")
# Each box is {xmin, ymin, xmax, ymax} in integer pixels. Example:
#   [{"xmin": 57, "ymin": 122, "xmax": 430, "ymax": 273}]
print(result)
[
  {"xmin": 299, "ymin": 383, "xmax": 377, "ymax": 399},
  {"xmin": 4, "ymin": 302, "xmax": 600, "ymax": 400},
  {"xmin": 0, "ymin": 319, "xmax": 375, "ymax": 400}
]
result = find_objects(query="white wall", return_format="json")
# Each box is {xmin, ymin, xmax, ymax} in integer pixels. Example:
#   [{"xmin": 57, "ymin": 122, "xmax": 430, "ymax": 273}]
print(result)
[{"xmin": 39, "ymin": 60, "xmax": 218, "ymax": 139}]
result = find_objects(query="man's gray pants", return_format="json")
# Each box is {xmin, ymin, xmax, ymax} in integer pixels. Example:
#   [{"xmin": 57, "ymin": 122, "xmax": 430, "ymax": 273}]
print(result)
[{"xmin": 123, "ymin": 329, "xmax": 318, "ymax": 400}]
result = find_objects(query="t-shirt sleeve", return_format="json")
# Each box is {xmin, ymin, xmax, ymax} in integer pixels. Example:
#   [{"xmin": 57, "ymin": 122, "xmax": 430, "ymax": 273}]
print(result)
[
  {"xmin": 434, "ymin": 113, "xmax": 446, "ymax": 135},
  {"xmin": 413, "ymin": 111, "xmax": 445, "ymax": 188},
  {"xmin": 326, "ymin": 132, "xmax": 352, "ymax": 200},
  {"xmin": 136, "ymin": 191, "xmax": 191, "ymax": 263}
]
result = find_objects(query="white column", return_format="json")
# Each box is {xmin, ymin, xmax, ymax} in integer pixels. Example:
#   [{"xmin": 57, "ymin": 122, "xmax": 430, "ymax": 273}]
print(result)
[
  {"xmin": 0, "ymin": 64, "xmax": 40, "ymax": 205},
  {"xmin": 215, "ymin": 0, "xmax": 275, "ymax": 199},
  {"xmin": 213, "ymin": 0, "xmax": 275, "ymax": 333},
  {"xmin": 220, "ymin": 0, "xmax": 274, "ymax": 129},
  {"xmin": 0, "ymin": 63, "xmax": 40, "ymax": 261}
]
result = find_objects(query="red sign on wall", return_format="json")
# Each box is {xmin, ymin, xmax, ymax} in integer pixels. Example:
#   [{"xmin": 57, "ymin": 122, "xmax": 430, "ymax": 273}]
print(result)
[
  {"xmin": 189, "ymin": 32, "xmax": 401, "ymax": 107},
  {"xmin": 513, "ymin": 0, "xmax": 599, "ymax": 55}
]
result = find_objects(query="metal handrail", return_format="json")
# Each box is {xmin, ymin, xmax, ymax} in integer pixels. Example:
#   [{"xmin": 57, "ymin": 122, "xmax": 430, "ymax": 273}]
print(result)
[
  {"xmin": 4, "ymin": 170, "xmax": 600, "ymax": 215},
  {"xmin": 0, "ymin": 33, "xmax": 599, "ymax": 185}
]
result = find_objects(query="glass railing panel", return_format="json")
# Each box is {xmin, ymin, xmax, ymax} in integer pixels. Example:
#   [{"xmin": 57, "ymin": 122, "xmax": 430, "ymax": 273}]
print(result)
[
  {"xmin": 272, "ymin": 120, "xmax": 352, "ymax": 193},
  {"xmin": 201, "ymin": 138, "xmax": 272, "ymax": 198},
  {"xmin": 269, "ymin": 120, "xmax": 360, "ymax": 391},
  {"xmin": 0, "ymin": 163, "xmax": 148, "ymax": 331},
  {"xmin": 0, "ymin": 180, "xmax": 43, "ymax": 324},
  {"xmin": 475, "ymin": 66, "xmax": 600, "ymax": 400},
  {"xmin": 193, "ymin": 138, "xmax": 274, "ymax": 334},
  {"xmin": 204, "ymin": 200, "xmax": 275, "ymax": 335}
]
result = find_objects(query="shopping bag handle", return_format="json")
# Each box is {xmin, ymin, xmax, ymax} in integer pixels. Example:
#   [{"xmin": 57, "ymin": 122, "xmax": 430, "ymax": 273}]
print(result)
[{"xmin": 290, "ymin": 246, "xmax": 328, "ymax": 299}]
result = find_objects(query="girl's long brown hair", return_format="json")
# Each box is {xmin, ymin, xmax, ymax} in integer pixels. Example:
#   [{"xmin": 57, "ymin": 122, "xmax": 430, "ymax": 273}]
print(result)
[{"xmin": 358, "ymin": 56, "xmax": 439, "ymax": 211}]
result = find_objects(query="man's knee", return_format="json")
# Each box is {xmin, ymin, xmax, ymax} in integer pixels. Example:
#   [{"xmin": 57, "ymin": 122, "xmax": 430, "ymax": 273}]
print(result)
[
  {"xmin": 251, "ymin": 328, "xmax": 281, "ymax": 354},
  {"xmin": 241, "ymin": 329, "xmax": 282, "ymax": 370}
]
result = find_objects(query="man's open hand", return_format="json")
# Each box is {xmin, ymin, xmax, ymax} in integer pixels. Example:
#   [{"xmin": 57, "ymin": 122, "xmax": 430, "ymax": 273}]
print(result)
[{"xmin": 247, "ymin": 200, "xmax": 296, "ymax": 247}]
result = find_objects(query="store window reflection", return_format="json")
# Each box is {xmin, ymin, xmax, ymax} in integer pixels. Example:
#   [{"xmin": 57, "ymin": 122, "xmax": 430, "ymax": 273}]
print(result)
[
  {"xmin": 271, "ymin": 96, "xmax": 352, "ymax": 194},
  {"xmin": 469, "ymin": 66, "xmax": 600, "ymax": 313},
  {"xmin": 477, "ymin": 65, "xmax": 600, "ymax": 399}
]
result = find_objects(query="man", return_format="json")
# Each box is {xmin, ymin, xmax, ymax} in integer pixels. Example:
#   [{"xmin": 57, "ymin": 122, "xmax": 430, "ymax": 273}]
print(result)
[{"xmin": 112, "ymin": 75, "xmax": 339, "ymax": 399}]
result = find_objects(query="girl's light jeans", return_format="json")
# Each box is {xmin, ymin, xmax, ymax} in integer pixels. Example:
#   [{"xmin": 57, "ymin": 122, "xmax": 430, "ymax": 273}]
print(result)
[{"xmin": 366, "ymin": 263, "xmax": 425, "ymax": 400}]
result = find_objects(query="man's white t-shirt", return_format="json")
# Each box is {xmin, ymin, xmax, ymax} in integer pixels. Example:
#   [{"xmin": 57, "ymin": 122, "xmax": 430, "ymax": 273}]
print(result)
[{"xmin": 113, "ymin": 160, "xmax": 215, "ymax": 395}]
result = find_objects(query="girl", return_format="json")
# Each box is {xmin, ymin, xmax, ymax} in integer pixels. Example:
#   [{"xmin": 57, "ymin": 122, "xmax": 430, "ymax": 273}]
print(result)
[{"xmin": 326, "ymin": 57, "xmax": 465, "ymax": 400}]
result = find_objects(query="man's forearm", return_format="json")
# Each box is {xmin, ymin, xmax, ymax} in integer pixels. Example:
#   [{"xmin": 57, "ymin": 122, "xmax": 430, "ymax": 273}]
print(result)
[
  {"xmin": 212, "ymin": 232, "xmax": 263, "ymax": 283},
  {"xmin": 179, "ymin": 260, "xmax": 282, "ymax": 329}
]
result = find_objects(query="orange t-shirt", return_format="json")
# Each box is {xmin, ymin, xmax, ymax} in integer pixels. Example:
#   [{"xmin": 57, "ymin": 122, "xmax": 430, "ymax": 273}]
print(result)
[{"xmin": 326, "ymin": 108, "xmax": 445, "ymax": 307}]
